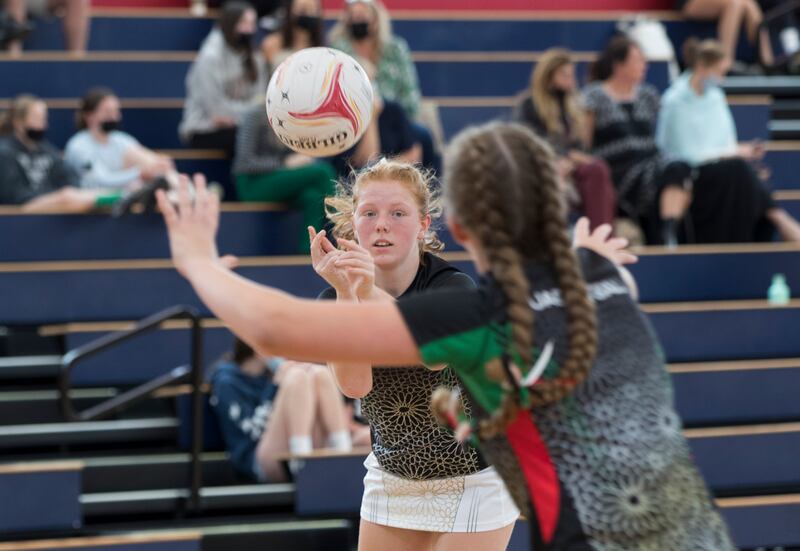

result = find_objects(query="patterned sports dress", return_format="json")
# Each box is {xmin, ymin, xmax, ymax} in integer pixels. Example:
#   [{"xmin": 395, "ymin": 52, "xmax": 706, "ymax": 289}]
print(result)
[
  {"xmin": 396, "ymin": 249, "xmax": 735, "ymax": 550},
  {"xmin": 320, "ymin": 253, "xmax": 519, "ymax": 532}
]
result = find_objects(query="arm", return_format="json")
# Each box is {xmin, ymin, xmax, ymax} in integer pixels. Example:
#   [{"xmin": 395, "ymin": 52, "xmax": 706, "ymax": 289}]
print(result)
[
  {"xmin": 309, "ymin": 230, "xmax": 387, "ymax": 398},
  {"xmin": 157, "ymin": 176, "xmax": 421, "ymax": 367},
  {"xmin": 388, "ymin": 39, "xmax": 422, "ymax": 120},
  {"xmin": 65, "ymin": 138, "xmax": 141, "ymax": 189},
  {"xmin": 192, "ymin": 56, "xmax": 257, "ymax": 124},
  {"xmin": 234, "ymin": 109, "xmax": 285, "ymax": 174},
  {"xmin": 582, "ymin": 111, "xmax": 595, "ymax": 151},
  {"xmin": 21, "ymin": 187, "xmax": 98, "ymax": 213}
]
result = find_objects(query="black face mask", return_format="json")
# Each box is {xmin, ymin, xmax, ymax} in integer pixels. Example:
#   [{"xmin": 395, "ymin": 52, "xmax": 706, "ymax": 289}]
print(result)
[
  {"xmin": 349, "ymin": 22, "xmax": 370, "ymax": 41},
  {"xmin": 100, "ymin": 120, "xmax": 121, "ymax": 134},
  {"xmin": 295, "ymin": 15, "xmax": 320, "ymax": 32},
  {"xmin": 25, "ymin": 128, "xmax": 46, "ymax": 142},
  {"xmin": 237, "ymin": 32, "xmax": 254, "ymax": 48}
]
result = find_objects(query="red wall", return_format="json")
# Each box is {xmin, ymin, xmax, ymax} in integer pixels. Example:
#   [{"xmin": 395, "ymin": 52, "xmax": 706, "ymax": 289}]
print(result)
[{"xmin": 92, "ymin": 0, "xmax": 673, "ymax": 11}]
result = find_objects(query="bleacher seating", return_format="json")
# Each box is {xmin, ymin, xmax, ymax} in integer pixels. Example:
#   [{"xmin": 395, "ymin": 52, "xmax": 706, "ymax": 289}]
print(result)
[{"xmin": 3, "ymin": 2, "xmax": 800, "ymax": 550}]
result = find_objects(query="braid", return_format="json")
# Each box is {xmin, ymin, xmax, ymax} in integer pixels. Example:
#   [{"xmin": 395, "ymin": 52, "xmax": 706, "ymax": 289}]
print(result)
[
  {"xmin": 443, "ymin": 121, "xmax": 598, "ymax": 438},
  {"xmin": 447, "ymin": 131, "xmax": 535, "ymax": 439},
  {"xmin": 521, "ymin": 132, "xmax": 598, "ymax": 406}
]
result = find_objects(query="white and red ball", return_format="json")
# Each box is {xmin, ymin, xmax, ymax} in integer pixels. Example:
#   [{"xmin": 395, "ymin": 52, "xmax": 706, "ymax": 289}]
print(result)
[{"xmin": 266, "ymin": 47, "xmax": 374, "ymax": 157}]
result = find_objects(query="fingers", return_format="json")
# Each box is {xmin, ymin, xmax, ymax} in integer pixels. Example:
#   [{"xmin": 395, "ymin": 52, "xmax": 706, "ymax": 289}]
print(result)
[
  {"xmin": 591, "ymin": 223, "xmax": 613, "ymax": 242},
  {"xmin": 342, "ymin": 267, "xmax": 373, "ymax": 280},
  {"xmin": 334, "ymin": 255, "xmax": 372, "ymax": 269},
  {"xmin": 337, "ymin": 238, "xmax": 366, "ymax": 253},
  {"xmin": 320, "ymin": 232, "xmax": 336, "ymax": 253},
  {"xmin": 176, "ymin": 174, "xmax": 193, "ymax": 219},
  {"xmin": 616, "ymin": 251, "xmax": 639, "ymax": 265},
  {"xmin": 573, "ymin": 217, "xmax": 590, "ymax": 242},
  {"xmin": 156, "ymin": 189, "xmax": 178, "ymax": 227},
  {"xmin": 309, "ymin": 228, "xmax": 329, "ymax": 264},
  {"xmin": 220, "ymin": 254, "xmax": 240, "ymax": 270}
]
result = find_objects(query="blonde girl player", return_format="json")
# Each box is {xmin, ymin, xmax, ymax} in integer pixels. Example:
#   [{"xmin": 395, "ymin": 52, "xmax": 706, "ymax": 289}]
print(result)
[
  {"xmin": 157, "ymin": 121, "xmax": 735, "ymax": 550},
  {"xmin": 308, "ymin": 159, "xmax": 519, "ymax": 549}
]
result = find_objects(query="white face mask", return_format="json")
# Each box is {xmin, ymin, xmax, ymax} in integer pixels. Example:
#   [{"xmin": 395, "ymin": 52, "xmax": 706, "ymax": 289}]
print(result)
[{"xmin": 702, "ymin": 75, "xmax": 723, "ymax": 90}]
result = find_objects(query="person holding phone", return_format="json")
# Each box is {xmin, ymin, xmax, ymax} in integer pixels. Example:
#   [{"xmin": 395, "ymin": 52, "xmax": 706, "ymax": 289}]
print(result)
[{"xmin": 657, "ymin": 38, "xmax": 800, "ymax": 242}]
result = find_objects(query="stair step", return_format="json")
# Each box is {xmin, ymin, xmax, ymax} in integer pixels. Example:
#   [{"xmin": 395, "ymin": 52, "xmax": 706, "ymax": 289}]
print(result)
[
  {"xmin": 0, "ymin": 418, "xmax": 178, "ymax": 450},
  {"xmin": 81, "ymin": 484, "xmax": 294, "ymax": 518}
]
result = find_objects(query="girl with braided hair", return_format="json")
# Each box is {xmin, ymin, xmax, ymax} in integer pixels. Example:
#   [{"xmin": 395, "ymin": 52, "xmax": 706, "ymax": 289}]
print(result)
[{"xmin": 157, "ymin": 121, "xmax": 734, "ymax": 550}]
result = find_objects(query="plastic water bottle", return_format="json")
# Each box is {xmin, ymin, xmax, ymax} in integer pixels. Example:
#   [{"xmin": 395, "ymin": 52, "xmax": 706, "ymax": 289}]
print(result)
[{"xmin": 768, "ymin": 274, "xmax": 791, "ymax": 306}]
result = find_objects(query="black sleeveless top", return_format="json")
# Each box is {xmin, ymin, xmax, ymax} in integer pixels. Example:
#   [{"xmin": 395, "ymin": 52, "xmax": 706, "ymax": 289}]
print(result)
[{"xmin": 319, "ymin": 253, "xmax": 485, "ymax": 480}]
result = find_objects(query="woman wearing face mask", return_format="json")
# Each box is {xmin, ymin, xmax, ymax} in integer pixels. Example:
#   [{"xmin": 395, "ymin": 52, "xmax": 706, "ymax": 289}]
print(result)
[
  {"xmin": 262, "ymin": 0, "xmax": 324, "ymax": 69},
  {"xmin": 180, "ymin": 1, "xmax": 268, "ymax": 158},
  {"xmin": 0, "ymin": 95, "xmax": 120, "ymax": 212},
  {"xmin": 515, "ymin": 49, "xmax": 617, "ymax": 232},
  {"xmin": 65, "ymin": 87, "xmax": 175, "ymax": 191},
  {"xmin": 329, "ymin": 0, "xmax": 441, "ymax": 174},
  {"xmin": 656, "ymin": 38, "xmax": 800, "ymax": 242}
]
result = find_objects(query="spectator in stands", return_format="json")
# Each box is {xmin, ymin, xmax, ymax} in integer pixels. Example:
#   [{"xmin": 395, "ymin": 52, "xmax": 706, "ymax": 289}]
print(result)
[
  {"xmin": 514, "ymin": 48, "xmax": 617, "ymax": 231},
  {"xmin": 233, "ymin": 100, "xmax": 337, "ymax": 252},
  {"xmin": 262, "ymin": 0, "xmax": 324, "ymax": 69},
  {"xmin": 64, "ymin": 87, "xmax": 175, "ymax": 193},
  {"xmin": 210, "ymin": 337, "xmax": 368, "ymax": 482},
  {"xmin": 677, "ymin": 0, "xmax": 774, "ymax": 71},
  {"xmin": 328, "ymin": 0, "xmax": 439, "ymax": 173},
  {"xmin": 583, "ymin": 36, "xmax": 693, "ymax": 245},
  {"xmin": 329, "ymin": 59, "xmax": 421, "ymax": 177},
  {"xmin": 3, "ymin": 0, "xmax": 90, "ymax": 57},
  {"xmin": 657, "ymin": 38, "xmax": 800, "ymax": 241},
  {"xmin": 0, "ymin": 94, "xmax": 120, "ymax": 211},
  {"xmin": 180, "ymin": 1, "xmax": 269, "ymax": 158}
]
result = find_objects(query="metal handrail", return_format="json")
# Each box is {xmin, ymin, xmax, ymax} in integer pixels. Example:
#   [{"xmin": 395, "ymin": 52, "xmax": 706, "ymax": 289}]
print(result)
[{"xmin": 58, "ymin": 305, "xmax": 205, "ymax": 512}]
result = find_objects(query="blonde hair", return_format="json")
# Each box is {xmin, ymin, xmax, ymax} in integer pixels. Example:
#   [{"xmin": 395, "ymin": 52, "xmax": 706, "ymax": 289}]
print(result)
[
  {"xmin": 328, "ymin": 0, "xmax": 394, "ymax": 53},
  {"xmin": 683, "ymin": 37, "xmax": 727, "ymax": 70},
  {"xmin": 324, "ymin": 158, "xmax": 443, "ymax": 254},
  {"xmin": 0, "ymin": 94, "xmax": 43, "ymax": 135},
  {"xmin": 530, "ymin": 48, "xmax": 585, "ymax": 141},
  {"xmin": 443, "ymin": 122, "xmax": 598, "ymax": 439}
]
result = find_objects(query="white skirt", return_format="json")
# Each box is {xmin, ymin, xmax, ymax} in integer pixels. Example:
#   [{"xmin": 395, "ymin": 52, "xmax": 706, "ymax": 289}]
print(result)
[{"xmin": 360, "ymin": 452, "xmax": 520, "ymax": 533}]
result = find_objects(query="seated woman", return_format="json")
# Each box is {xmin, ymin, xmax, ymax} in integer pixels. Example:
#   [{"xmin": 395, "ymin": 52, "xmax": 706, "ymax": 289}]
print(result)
[
  {"xmin": 65, "ymin": 87, "xmax": 175, "ymax": 192},
  {"xmin": 262, "ymin": 0, "xmax": 324, "ymax": 69},
  {"xmin": 0, "ymin": 95, "xmax": 119, "ymax": 212},
  {"xmin": 657, "ymin": 38, "xmax": 800, "ymax": 242},
  {"xmin": 583, "ymin": 35, "xmax": 771, "ymax": 245},
  {"xmin": 515, "ymin": 48, "xmax": 616, "ymax": 231},
  {"xmin": 210, "ymin": 337, "xmax": 368, "ymax": 482},
  {"xmin": 328, "ymin": 0, "xmax": 438, "ymax": 173},
  {"xmin": 233, "ymin": 101, "xmax": 337, "ymax": 252},
  {"xmin": 180, "ymin": 1, "xmax": 269, "ymax": 157}
]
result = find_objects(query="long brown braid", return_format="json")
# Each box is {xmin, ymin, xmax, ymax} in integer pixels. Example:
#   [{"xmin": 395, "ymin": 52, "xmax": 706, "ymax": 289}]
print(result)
[{"xmin": 443, "ymin": 122, "xmax": 598, "ymax": 438}]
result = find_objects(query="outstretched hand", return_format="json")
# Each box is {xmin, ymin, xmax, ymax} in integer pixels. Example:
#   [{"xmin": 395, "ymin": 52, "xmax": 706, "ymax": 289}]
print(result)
[
  {"xmin": 335, "ymin": 238, "xmax": 376, "ymax": 300},
  {"xmin": 308, "ymin": 228, "xmax": 376, "ymax": 300},
  {"xmin": 156, "ymin": 173, "xmax": 222, "ymax": 279},
  {"xmin": 573, "ymin": 217, "xmax": 638, "ymax": 266}
]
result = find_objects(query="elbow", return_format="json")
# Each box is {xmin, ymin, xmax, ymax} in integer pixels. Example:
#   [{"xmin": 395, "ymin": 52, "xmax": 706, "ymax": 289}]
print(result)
[
  {"xmin": 332, "ymin": 367, "xmax": 373, "ymax": 399},
  {"xmin": 340, "ymin": 381, "xmax": 372, "ymax": 399}
]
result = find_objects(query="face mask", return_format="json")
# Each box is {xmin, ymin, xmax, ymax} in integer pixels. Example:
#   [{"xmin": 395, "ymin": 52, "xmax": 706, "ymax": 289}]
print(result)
[
  {"xmin": 295, "ymin": 15, "xmax": 320, "ymax": 32},
  {"xmin": 703, "ymin": 75, "xmax": 723, "ymax": 89},
  {"xmin": 237, "ymin": 32, "xmax": 254, "ymax": 48},
  {"xmin": 100, "ymin": 120, "xmax": 121, "ymax": 133},
  {"xmin": 349, "ymin": 22, "xmax": 370, "ymax": 41},
  {"xmin": 25, "ymin": 128, "xmax": 46, "ymax": 142}
]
